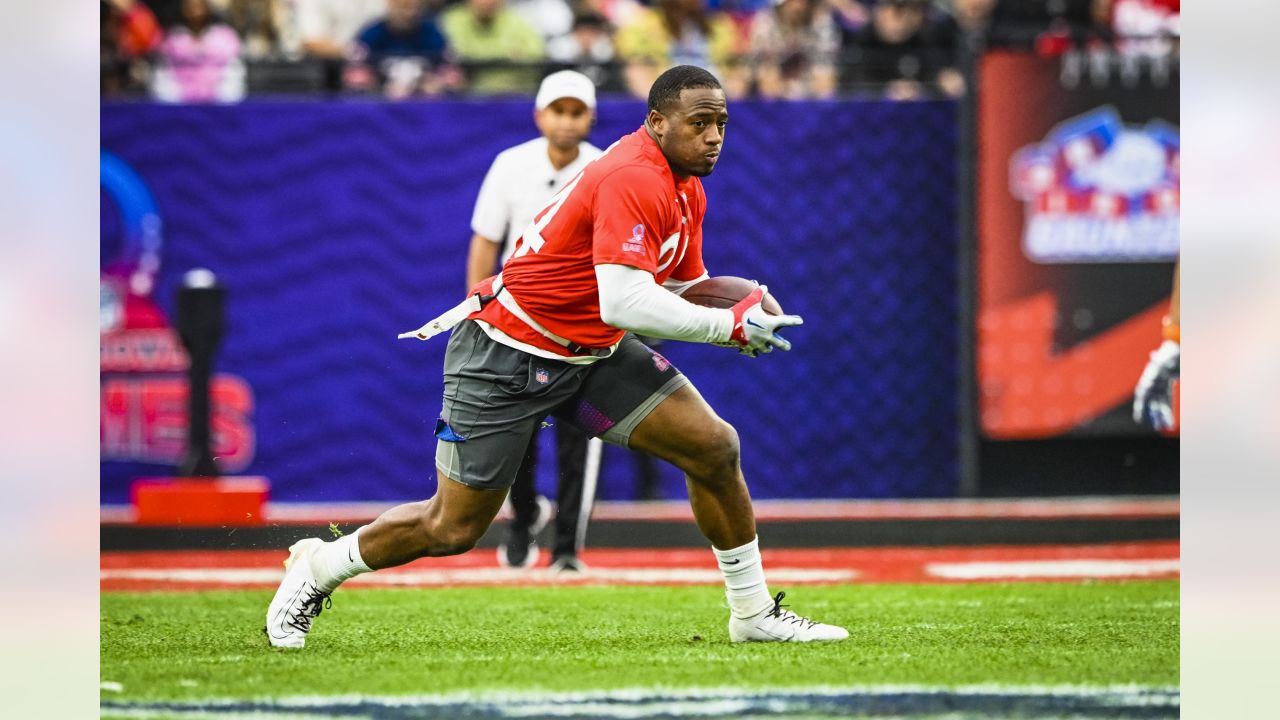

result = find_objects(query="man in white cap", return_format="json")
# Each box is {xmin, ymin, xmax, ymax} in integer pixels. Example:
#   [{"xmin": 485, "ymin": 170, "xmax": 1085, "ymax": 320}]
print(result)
[{"xmin": 465, "ymin": 69, "xmax": 603, "ymax": 573}]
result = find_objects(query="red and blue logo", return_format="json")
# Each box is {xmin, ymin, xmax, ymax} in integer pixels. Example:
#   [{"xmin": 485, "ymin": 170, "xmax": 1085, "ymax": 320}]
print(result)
[{"xmin": 1011, "ymin": 106, "xmax": 1178, "ymax": 263}]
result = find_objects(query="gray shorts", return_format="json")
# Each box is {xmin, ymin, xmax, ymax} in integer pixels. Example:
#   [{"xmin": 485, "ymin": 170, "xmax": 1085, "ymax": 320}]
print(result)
[{"xmin": 434, "ymin": 320, "xmax": 688, "ymax": 490}]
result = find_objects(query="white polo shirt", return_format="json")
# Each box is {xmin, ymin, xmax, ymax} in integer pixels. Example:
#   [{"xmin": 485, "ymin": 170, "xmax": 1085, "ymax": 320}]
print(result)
[
  {"xmin": 471, "ymin": 137, "xmax": 603, "ymax": 263},
  {"xmin": 295, "ymin": 0, "xmax": 384, "ymax": 48}
]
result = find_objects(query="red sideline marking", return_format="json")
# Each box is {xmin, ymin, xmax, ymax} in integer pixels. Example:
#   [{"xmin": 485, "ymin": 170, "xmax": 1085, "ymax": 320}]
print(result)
[
  {"xmin": 100, "ymin": 496, "xmax": 1180, "ymax": 525},
  {"xmin": 101, "ymin": 542, "xmax": 1179, "ymax": 592}
]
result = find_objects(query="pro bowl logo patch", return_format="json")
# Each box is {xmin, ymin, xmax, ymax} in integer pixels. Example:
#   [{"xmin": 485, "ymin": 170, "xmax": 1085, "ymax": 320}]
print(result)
[
  {"xmin": 622, "ymin": 223, "xmax": 645, "ymax": 254},
  {"xmin": 535, "ymin": 367, "xmax": 550, "ymax": 385},
  {"xmin": 1010, "ymin": 106, "xmax": 1178, "ymax": 263}
]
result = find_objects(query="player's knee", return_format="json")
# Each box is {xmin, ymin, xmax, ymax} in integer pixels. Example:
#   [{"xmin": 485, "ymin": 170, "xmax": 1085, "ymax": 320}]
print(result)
[
  {"xmin": 420, "ymin": 513, "xmax": 486, "ymax": 556},
  {"xmin": 440, "ymin": 519, "xmax": 488, "ymax": 555},
  {"xmin": 686, "ymin": 419, "xmax": 740, "ymax": 480}
]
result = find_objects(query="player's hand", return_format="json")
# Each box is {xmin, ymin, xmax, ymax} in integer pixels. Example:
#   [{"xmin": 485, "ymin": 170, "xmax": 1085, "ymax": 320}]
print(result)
[
  {"xmin": 1133, "ymin": 340, "xmax": 1180, "ymax": 431},
  {"xmin": 727, "ymin": 285, "xmax": 804, "ymax": 357}
]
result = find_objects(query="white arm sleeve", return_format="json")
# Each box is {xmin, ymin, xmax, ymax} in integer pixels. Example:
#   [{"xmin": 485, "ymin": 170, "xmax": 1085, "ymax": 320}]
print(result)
[
  {"xmin": 596, "ymin": 264, "xmax": 733, "ymax": 343},
  {"xmin": 663, "ymin": 272, "xmax": 710, "ymax": 296}
]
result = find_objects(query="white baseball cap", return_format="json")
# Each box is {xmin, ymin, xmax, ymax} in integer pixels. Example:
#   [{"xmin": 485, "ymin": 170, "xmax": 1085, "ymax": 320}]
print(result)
[{"xmin": 535, "ymin": 70, "xmax": 596, "ymax": 111}]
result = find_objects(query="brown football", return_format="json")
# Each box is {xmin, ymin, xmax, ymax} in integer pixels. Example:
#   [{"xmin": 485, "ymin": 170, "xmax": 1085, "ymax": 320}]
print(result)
[{"xmin": 681, "ymin": 276, "xmax": 784, "ymax": 315}]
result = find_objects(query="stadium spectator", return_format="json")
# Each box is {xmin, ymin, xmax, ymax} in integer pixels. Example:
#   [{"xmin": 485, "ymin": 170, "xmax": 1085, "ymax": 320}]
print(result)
[
  {"xmin": 577, "ymin": 0, "xmax": 646, "ymax": 29},
  {"xmin": 224, "ymin": 0, "xmax": 298, "ymax": 60},
  {"xmin": 137, "ymin": 0, "xmax": 182, "ymax": 27},
  {"xmin": 614, "ymin": 0, "xmax": 748, "ymax": 99},
  {"xmin": 295, "ymin": 0, "xmax": 384, "ymax": 59},
  {"xmin": 105, "ymin": 0, "xmax": 165, "ymax": 58},
  {"xmin": 465, "ymin": 71, "xmax": 604, "ymax": 572},
  {"xmin": 440, "ymin": 0, "xmax": 546, "ymax": 94},
  {"xmin": 841, "ymin": 0, "xmax": 959, "ymax": 100},
  {"xmin": 984, "ymin": 0, "xmax": 1109, "ymax": 50},
  {"xmin": 510, "ymin": 0, "xmax": 577, "ymax": 40},
  {"xmin": 702, "ymin": 0, "xmax": 772, "ymax": 46},
  {"xmin": 150, "ymin": 0, "xmax": 247, "ymax": 103},
  {"xmin": 828, "ymin": 0, "xmax": 870, "ymax": 30},
  {"xmin": 101, "ymin": 0, "xmax": 163, "ymax": 95},
  {"xmin": 704, "ymin": 0, "xmax": 772, "ymax": 10},
  {"xmin": 546, "ymin": 11, "xmax": 619, "ymax": 90},
  {"xmin": 266, "ymin": 65, "xmax": 848, "ymax": 649},
  {"xmin": 945, "ymin": 0, "xmax": 996, "ymax": 33},
  {"xmin": 1107, "ymin": 0, "xmax": 1179, "ymax": 57},
  {"xmin": 348, "ymin": 0, "xmax": 461, "ymax": 98},
  {"xmin": 747, "ymin": 0, "xmax": 840, "ymax": 99},
  {"xmin": 927, "ymin": 0, "xmax": 996, "ymax": 96}
]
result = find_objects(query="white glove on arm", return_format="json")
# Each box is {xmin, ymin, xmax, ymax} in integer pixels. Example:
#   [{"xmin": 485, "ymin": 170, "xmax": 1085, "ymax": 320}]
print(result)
[
  {"xmin": 1133, "ymin": 340, "xmax": 1180, "ymax": 431},
  {"xmin": 725, "ymin": 285, "xmax": 804, "ymax": 357}
]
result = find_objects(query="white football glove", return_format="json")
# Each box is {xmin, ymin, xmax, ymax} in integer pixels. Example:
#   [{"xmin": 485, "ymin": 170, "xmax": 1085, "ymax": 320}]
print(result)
[
  {"xmin": 1133, "ymin": 340, "xmax": 1180, "ymax": 431},
  {"xmin": 726, "ymin": 285, "xmax": 804, "ymax": 358}
]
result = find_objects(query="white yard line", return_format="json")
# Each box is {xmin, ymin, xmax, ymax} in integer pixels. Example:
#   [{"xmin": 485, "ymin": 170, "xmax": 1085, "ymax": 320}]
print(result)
[
  {"xmin": 101, "ymin": 684, "xmax": 1181, "ymax": 719},
  {"xmin": 926, "ymin": 559, "xmax": 1181, "ymax": 580},
  {"xmin": 99, "ymin": 566, "xmax": 857, "ymax": 587}
]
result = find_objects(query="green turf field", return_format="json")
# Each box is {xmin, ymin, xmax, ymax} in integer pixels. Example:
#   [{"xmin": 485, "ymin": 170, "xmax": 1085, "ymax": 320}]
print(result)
[{"xmin": 101, "ymin": 580, "xmax": 1177, "ymax": 705}]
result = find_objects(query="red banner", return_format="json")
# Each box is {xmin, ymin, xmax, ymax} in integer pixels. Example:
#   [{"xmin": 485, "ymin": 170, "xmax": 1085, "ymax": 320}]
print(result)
[{"xmin": 976, "ymin": 51, "xmax": 1178, "ymax": 439}]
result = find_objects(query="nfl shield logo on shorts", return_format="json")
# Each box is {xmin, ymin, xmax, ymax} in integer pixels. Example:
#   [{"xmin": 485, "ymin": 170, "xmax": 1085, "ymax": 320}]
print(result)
[{"xmin": 535, "ymin": 367, "xmax": 550, "ymax": 385}]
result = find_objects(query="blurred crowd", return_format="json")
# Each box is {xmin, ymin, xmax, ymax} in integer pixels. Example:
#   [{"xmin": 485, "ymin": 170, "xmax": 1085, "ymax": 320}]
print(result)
[{"xmin": 101, "ymin": 0, "xmax": 1179, "ymax": 102}]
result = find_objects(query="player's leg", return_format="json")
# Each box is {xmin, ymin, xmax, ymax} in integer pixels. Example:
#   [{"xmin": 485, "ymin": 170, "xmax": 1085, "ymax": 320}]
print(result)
[
  {"xmin": 630, "ymin": 336, "xmax": 667, "ymax": 502},
  {"xmin": 356, "ymin": 471, "xmax": 509, "ymax": 567},
  {"xmin": 498, "ymin": 439, "xmax": 552, "ymax": 568},
  {"xmin": 627, "ymin": 384, "xmax": 847, "ymax": 643},
  {"xmin": 266, "ymin": 320, "xmax": 584, "ymax": 648},
  {"xmin": 635, "ymin": 450, "xmax": 662, "ymax": 500},
  {"xmin": 561, "ymin": 339, "xmax": 747, "ymax": 547},
  {"xmin": 264, "ymin": 470, "xmax": 509, "ymax": 649},
  {"xmin": 550, "ymin": 426, "xmax": 601, "ymax": 571},
  {"xmin": 327, "ymin": 316, "xmax": 552, "ymax": 570},
  {"xmin": 563, "ymin": 335, "xmax": 846, "ymax": 643},
  {"xmin": 626, "ymin": 384, "xmax": 755, "ymax": 550}
]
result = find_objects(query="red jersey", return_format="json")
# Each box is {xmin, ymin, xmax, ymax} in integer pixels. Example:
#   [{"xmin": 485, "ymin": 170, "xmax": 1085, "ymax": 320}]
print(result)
[{"xmin": 472, "ymin": 127, "xmax": 708, "ymax": 358}]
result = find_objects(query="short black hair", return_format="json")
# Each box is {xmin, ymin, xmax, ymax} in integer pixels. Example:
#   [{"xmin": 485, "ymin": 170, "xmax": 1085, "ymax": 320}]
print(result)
[
  {"xmin": 572, "ymin": 12, "xmax": 607, "ymax": 30},
  {"xmin": 647, "ymin": 65, "xmax": 723, "ymax": 115}
]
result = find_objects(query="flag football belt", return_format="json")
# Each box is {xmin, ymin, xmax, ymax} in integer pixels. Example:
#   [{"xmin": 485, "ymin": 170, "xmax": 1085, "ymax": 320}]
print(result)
[{"xmin": 398, "ymin": 274, "xmax": 607, "ymax": 356}]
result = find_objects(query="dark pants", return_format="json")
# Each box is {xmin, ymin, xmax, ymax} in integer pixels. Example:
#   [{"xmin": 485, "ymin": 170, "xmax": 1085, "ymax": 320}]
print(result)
[{"xmin": 507, "ymin": 424, "xmax": 599, "ymax": 559}]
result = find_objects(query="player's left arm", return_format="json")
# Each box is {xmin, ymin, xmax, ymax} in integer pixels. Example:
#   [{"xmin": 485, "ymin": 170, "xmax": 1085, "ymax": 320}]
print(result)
[
  {"xmin": 1133, "ymin": 258, "xmax": 1180, "ymax": 430},
  {"xmin": 589, "ymin": 171, "xmax": 739, "ymax": 343},
  {"xmin": 597, "ymin": 264, "xmax": 732, "ymax": 342}
]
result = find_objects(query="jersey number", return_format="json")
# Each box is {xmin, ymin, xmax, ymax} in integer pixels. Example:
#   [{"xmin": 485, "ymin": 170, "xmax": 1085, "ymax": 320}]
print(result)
[
  {"xmin": 511, "ymin": 169, "xmax": 689, "ymax": 277},
  {"xmin": 510, "ymin": 171, "xmax": 586, "ymax": 260}
]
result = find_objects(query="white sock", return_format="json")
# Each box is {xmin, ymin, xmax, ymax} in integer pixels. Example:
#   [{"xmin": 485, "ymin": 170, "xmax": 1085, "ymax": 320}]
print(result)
[
  {"xmin": 712, "ymin": 536, "xmax": 774, "ymax": 619},
  {"xmin": 311, "ymin": 527, "xmax": 373, "ymax": 593}
]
